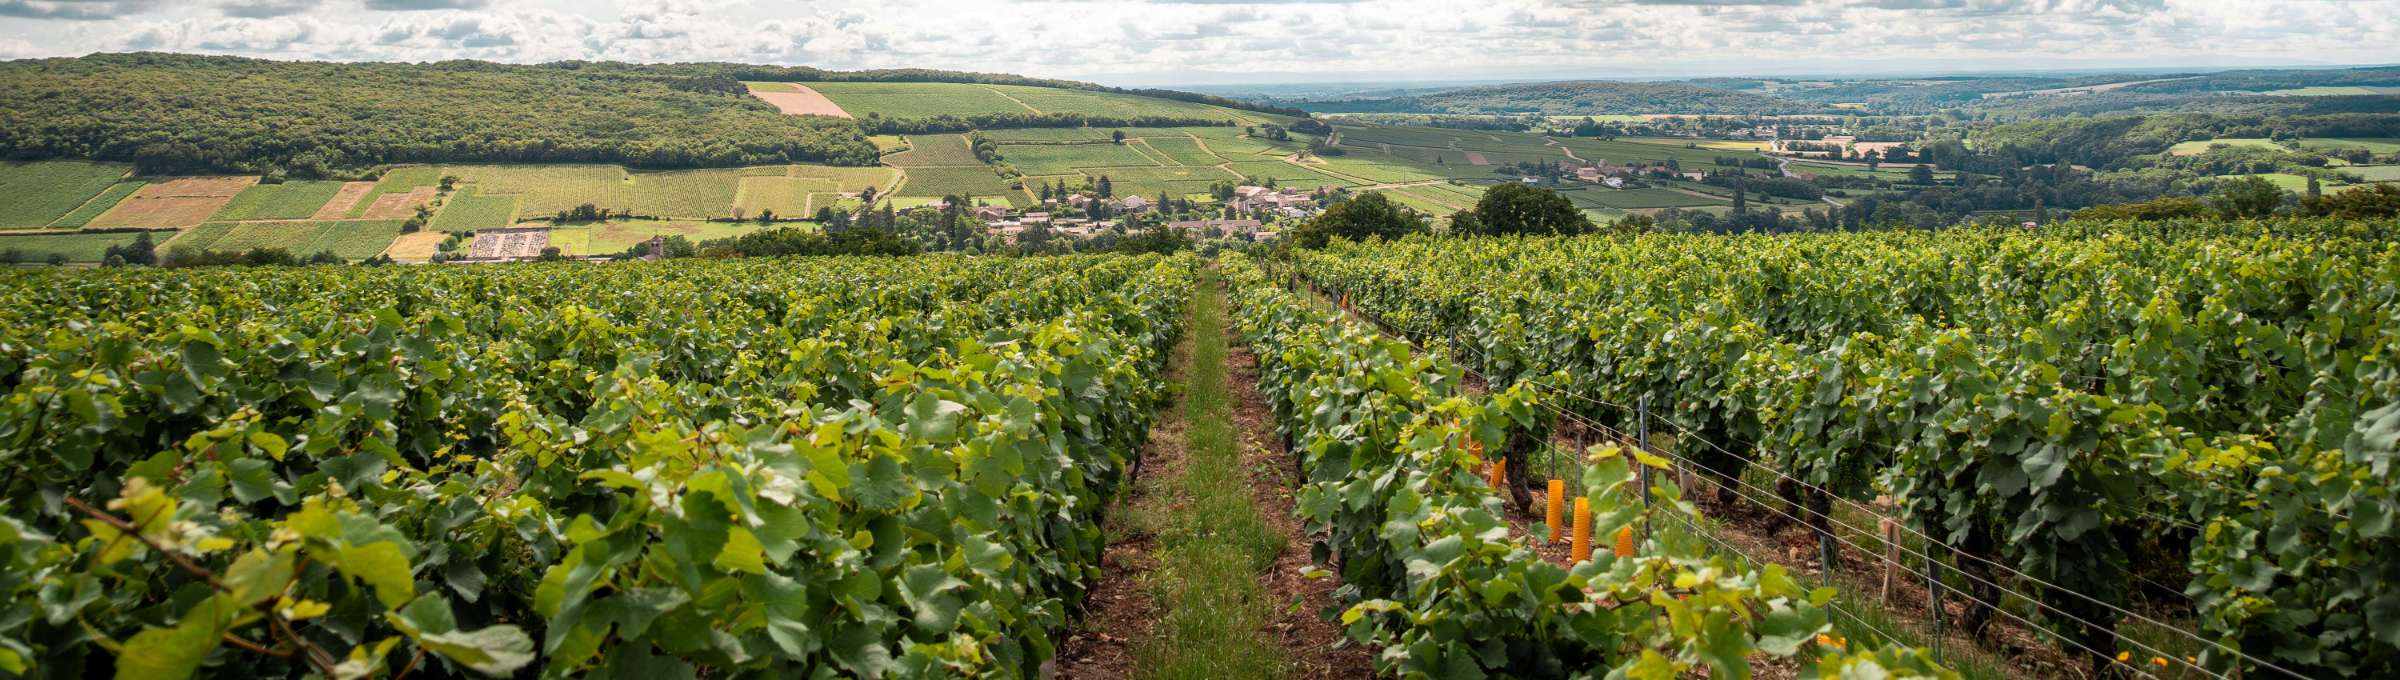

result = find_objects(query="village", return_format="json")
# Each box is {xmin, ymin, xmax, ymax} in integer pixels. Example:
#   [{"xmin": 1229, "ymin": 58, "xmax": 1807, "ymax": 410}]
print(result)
[{"xmin": 907, "ymin": 182, "xmax": 1326, "ymax": 243}]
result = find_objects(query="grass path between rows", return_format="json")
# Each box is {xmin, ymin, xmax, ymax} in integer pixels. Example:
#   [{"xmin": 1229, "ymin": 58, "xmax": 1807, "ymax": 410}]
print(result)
[{"xmin": 1057, "ymin": 268, "xmax": 1370, "ymax": 679}]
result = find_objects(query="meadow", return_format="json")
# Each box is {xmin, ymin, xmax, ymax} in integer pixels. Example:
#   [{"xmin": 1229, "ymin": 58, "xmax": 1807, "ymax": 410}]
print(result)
[
  {"xmin": 549, "ymin": 221, "xmax": 765, "ymax": 256},
  {"xmin": 0, "ymin": 161, "xmax": 133, "ymax": 228},
  {"xmin": 2168, "ymin": 138, "xmax": 2286, "ymax": 156}
]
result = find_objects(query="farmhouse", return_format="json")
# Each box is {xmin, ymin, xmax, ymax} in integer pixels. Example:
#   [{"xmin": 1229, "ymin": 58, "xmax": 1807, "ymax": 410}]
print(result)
[{"xmin": 972, "ymin": 205, "xmax": 1009, "ymax": 221}]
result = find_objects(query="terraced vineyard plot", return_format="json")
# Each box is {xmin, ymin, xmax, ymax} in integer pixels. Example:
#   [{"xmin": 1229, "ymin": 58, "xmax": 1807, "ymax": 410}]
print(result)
[
  {"xmin": 1565, "ymin": 186, "xmax": 1728, "ymax": 209},
  {"xmin": 1224, "ymin": 161, "xmax": 1359, "ymax": 191},
  {"xmin": 0, "ymin": 231, "xmax": 143, "ymax": 262},
  {"xmin": 894, "ymin": 167, "xmax": 1023, "ymax": 206},
  {"xmin": 980, "ymin": 128, "xmax": 1115, "ymax": 144},
  {"xmin": 1309, "ymin": 155, "xmax": 1444, "ymax": 184},
  {"xmin": 212, "ymin": 180, "xmax": 349, "ymax": 221},
  {"xmin": 1563, "ymin": 137, "xmax": 1744, "ymax": 166},
  {"xmin": 88, "ymin": 176, "xmax": 258, "ymax": 228},
  {"xmin": 1136, "ymin": 136, "xmax": 1227, "ymax": 166},
  {"xmin": 804, "ymin": 82, "xmax": 1036, "ymax": 118},
  {"xmin": 179, "ymin": 219, "xmax": 406, "ymax": 259},
  {"xmin": 1089, "ymin": 165, "xmax": 1242, "ymax": 198},
  {"xmin": 999, "ymin": 143, "xmax": 1159, "ymax": 175},
  {"xmin": 736, "ymin": 177, "xmax": 818, "ymax": 217},
  {"xmin": 443, "ymin": 165, "xmax": 792, "ymax": 219},
  {"xmin": 1184, "ymin": 126, "xmax": 1291, "ymax": 158},
  {"xmin": 993, "ymin": 84, "xmax": 1260, "ymax": 123},
  {"xmin": 348, "ymin": 166, "xmax": 442, "ymax": 217},
  {"xmin": 0, "ymin": 160, "xmax": 132, "ymax": 228},
  {"xmin": 885, "ymin": 134, "xmax": 986, "ymax": 167},
  {"xmin": 45, "ymin": 181, "xmax": 145, "ymax": 229},
  {"xmin": 428, "ymin": 188, "xmax": 520, "ymax": 231}
]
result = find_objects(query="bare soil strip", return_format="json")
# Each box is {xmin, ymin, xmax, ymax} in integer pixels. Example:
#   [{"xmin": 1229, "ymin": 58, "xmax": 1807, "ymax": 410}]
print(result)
[
  {"xmin": 1225, "ymin": 321, "xmax": 1378, "ymax": 678},
  {"xmin": 749, "ymin": 84, "xmax": 853, "ymax": 118},
  {"xmin": 313, "ymin": 181, "xmax": 376, "ymax": 220}
]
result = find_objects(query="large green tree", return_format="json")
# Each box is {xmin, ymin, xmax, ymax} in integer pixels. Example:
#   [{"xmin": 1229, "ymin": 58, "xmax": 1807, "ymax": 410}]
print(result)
[
  {"xmin": 1449, "ymin": 183, "xmax": 1593, "ymax": 237},
  {"xmin": 1285, "ymin": 192, "xmax": 1428, "ymax": 249}
]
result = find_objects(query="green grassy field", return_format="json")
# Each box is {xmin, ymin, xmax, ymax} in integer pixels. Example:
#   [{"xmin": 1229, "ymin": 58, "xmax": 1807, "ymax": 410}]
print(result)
[
  {"xmin": 2344, "ymin": 166, "xmax": 2400, "ymax": 182},
  {"xmin": 0, "ymin": 231, "xmax": 143, "ymax": 262},
  {"xmin": 213, "ymin": 181, "xmax": 348, "ymax": 221},
  {"xmin": 1001, "ymin": 143, "xmax": 1160, "ymax": 175},
  {"xmin": 2298, "ymin": 138, "xmax": 2400, "ymax": 154},
  {"xmin": 893, "ymin": 167, "xmax": 1023, "ymax": 206},
  {"xmin": 0, "ymin": 161, "xmax": 134, "ymax": 228},
  {"xmin": 2168, "ymin": 138, "xmax": 2286, "ymax": 156},
  {"xmin": 428, "ymin": 188, "xmax": 520, "ymax": 231},
  {"xmin": 886, "ymin": 134, "xmax": 985, "ymax": 167},
  {"xmin": 2257, "ymin": 86, "xmax": 2400, "ymax": 96},
  {"xmin": 867, "ymin": 135, "xmax": 910, "ymax": 152},
  {"xmin": 46, "ymin": 181, "xmax": 146, "ymax": 229}
]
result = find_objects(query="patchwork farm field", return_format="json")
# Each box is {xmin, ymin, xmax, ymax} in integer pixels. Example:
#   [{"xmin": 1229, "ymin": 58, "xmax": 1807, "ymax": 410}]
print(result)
[
  {"xmin": 802, "ymin": 82, "xmax": 1040, "ymax": 118},
  {"xmin": 2169, "ymin": 138, "xmax": 2286, "ymax": 156},
  {"xmin": 1000, "ymin": 143, "xmax": 1161, "ymax": 175},
  {"xmin": 212, "ymin": 181, "xmax": 349, "ymax": 221},
  {"xmin": 2299, "ymin": 137, "xmax": 2400, "ymax": 154},
  {"xmin": 89, "ymin": 177, "xmax": 258, "ymax": 228},
  {"xmin": 0, "ymin": 161, "xmax": 134, "ymax": 228},
  {"xmin": 1134, "ymin": 136, "xmax": 1228, "ymax": 166}
]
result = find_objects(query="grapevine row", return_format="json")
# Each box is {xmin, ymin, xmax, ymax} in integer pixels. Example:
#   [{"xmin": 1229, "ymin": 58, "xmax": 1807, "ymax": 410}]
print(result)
[
  {"xmin": 0, "ymin": 254, "xmax": 1198, "ymax": 678},
  {"xmin": 1220, "ymin": 253, "xmax": 1953, "ymax": 679},
  {"xmin": 1285, "ymin": 220, "xmax": 2400, "ymax": 677}
]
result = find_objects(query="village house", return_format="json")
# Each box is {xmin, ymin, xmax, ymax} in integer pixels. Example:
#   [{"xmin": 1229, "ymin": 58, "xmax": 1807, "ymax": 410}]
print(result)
[
  {"xmin": 1116, "ymin": 195, "xmax": 1150, "ymax": 212},
  {"xmin": 972, "ymin": 205, "xmax": 1008, "ymax": 221},
  {"xmin": 1022, "ymin": 211, "xmax": 1052, "ymax": 224}
]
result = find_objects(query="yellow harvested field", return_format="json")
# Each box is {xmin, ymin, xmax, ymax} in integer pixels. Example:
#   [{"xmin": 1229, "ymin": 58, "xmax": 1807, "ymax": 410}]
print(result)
[
  {"xmin": 87, "ymin": 176, "xmax": 260, "ymax": 228},
  {"xmin": 381, "ymin": 231, "xmax": 449, "ymax": 262}
]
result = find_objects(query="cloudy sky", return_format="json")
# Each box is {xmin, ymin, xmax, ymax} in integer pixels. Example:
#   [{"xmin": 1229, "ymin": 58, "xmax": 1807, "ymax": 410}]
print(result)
[{"xmin": 0, "ymin": 0, "xmax": 2394, "ymax": 85}]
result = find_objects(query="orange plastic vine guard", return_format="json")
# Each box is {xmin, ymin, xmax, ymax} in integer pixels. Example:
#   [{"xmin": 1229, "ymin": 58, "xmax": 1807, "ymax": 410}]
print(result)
[
  {"xmin": 1570, "ymin": 498, "xmax": 1593, "ymax": 563},
  {"xmin": 1613, "ymin": 525, "xmax": 1635, "ymax": 558},
  {"xmin": 1488, "ymin": 458, "xmax": 1506, "ymax": 491},
  {"xmin": 1545, "ymin": 480, "xmax": 1566, "ymax": 540}
]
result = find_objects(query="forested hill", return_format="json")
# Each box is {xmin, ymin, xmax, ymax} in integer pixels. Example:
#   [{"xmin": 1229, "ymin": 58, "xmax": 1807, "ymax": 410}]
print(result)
[
  {"xmin": 0, "ymin": 53, "xmax": 880, "ymax": 176},
  {"xmin": 0, "ymin": 53, "xmax": 1290, "ymax": 178},
  {"xmin": 1297, "ymin": 80, "xmax": 1826, "ymax": 115},
  {"xmin": 612, "ymin": 62, "xmax": 1308, "ymax": 118}
]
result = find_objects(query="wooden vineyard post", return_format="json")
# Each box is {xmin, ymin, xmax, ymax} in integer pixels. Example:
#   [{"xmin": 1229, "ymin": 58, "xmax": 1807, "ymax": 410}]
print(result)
[
  {"xmin": 1570, "ymin": 497, "xmax": 1593, "ymax": 563},
  {"xmin": 1546, "ymin": 479, "xmax": 1566, "ymax": 540}
]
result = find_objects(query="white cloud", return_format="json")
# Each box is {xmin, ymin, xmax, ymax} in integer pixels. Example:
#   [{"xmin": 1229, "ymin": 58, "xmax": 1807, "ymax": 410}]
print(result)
[{"xmin": 2, "ymin": 0, "xmax": 2395, "ymax": 83}]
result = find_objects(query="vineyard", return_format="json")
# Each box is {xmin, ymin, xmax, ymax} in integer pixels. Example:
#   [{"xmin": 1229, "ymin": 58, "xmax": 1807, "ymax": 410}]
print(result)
[
  {"xmin": 1280, "ymin": 219, "xmax": 2400, "ymax": 678},
  {"xmin": 0, "ymin": 254, "xmax": 1196, "ymax": 677},
  {"xmin": 1220, "ymin": 254, "xmax": 1951, "ymax": 678}
]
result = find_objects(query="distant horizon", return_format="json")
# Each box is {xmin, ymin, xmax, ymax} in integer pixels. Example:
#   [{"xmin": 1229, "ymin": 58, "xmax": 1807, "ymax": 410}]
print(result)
[
  {"xmin": 10, "ymin": 49, "xmax": 2396, "ymax": 96},
  {"xmin": 3, "ymin": 0, "xmax": 2395, "ymax": 91}
]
